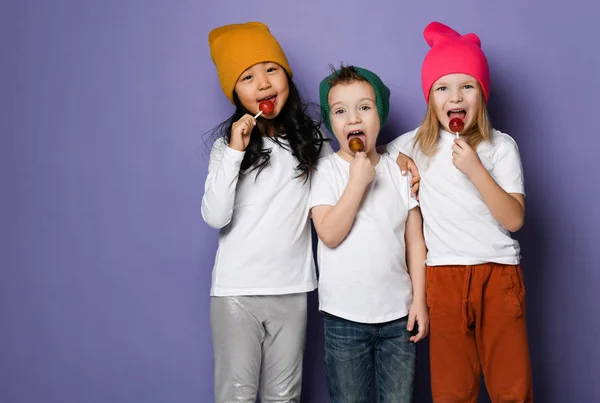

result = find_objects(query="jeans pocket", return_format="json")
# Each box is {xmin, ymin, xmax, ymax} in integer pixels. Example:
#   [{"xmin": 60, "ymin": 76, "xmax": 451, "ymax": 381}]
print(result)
[
  {"xmin": 322, "ymin": 311, "xmax": 337, "ymax": 321},
  {"xmin": 324, "ymin": 318, "xmax": 370, "ymax": 362}
]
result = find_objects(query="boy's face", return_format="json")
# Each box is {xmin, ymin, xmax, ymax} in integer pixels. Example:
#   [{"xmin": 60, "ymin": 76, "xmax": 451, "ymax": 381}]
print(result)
[
  {"xmin": 234, "ymin": 62, "xmax": 289, "ymax": 119},
  {"xmin": 328, "ymin": 80, "xmax": 380, "ymax": 158},
  {"xmin": 431, "ymin": 73, "xmax": 481, "ymax": 133}
]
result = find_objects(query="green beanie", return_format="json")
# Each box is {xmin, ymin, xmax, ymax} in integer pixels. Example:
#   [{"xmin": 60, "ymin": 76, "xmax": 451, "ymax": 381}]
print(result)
[{"xmin": 319, "ymin": 66, "xmax": 390, "ymax": 134}]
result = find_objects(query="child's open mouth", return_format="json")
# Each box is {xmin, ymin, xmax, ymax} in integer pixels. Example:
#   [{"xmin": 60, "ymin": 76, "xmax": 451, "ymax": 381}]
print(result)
[
  {"xmin": 447, "ymin": 109, "xmax": 466, "ymax": 120},
  {"xmin": 258, "ymin": 94, "xmax": 277, "ymax": 106},
  {"xmin": 347, "ymin": 130, "xmax": 366, "ymax": 148}
]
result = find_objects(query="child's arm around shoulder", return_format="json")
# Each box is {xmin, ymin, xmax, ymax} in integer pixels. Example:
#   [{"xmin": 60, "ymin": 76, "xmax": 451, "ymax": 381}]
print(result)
[
  {"xmin": 381, "ymin": 129, "xmax": 422, "ymax": 198},
  {"xmin": 311, "ymin": 153, "xmax": 375, "ymax": 248}
]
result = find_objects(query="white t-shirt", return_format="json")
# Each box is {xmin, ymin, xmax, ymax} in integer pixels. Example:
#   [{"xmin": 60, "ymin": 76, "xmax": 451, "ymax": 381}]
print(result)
[
  {"xmin": 310, "ymin": 153, "xmax": 418, "ymax": 324},
  {"xmin": 202, "ymin": 136, "xmax": 333, "ymax": 296},
  {"xmin": 387, "ymin": 128, "xmax": 524, "ymax": 266}
]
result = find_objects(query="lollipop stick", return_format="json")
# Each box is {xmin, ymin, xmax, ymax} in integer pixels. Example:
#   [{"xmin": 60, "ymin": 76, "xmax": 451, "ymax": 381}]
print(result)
[
  {"xmin": 254, "ymin": 110, "xmax": 263, "ymax": 119},
  {"xmin": 449, "ymin": 118, "xmax": 464, "ymax": 140}
]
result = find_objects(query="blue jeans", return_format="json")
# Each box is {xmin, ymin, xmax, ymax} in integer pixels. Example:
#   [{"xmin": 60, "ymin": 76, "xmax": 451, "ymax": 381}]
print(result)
[{"xmin": 323, "ymin": 312, "xmax": 416, "ymax": 403}]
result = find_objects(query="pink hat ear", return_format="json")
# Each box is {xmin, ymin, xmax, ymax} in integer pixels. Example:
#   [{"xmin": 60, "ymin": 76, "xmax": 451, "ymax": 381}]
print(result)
[
  {"xmin": 424, "ymin": 21, "xmax": 461, "ymax": 47},
  {"xmin": 461, "ymin": 33, "xmax": 482, "ymax": 48}
]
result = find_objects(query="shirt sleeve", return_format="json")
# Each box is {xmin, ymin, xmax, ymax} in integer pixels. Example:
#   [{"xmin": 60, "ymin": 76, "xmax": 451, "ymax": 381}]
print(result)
[
  {"xmin": 491, "ymin": 136, "xmax": 525, "ymax": 196},
  {"xmin": 310, "ymin": 158, "xmax": 339, "ymax": 209},
  {"xmin": 386, "ymin": 130, "xmax": 418, "ymax": 160},
  {"xmin": 201, "ymin": 138, "xmax": 245, "ymax": 228},
  {"xmin": 389, "ymin": 155, "xmax": 419, "ymax": 211}
]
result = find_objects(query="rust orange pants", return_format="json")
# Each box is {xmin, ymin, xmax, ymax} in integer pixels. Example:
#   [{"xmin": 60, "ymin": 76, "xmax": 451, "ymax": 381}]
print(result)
[{"xmin": 426, "ymin": 263, "xmax": 533, "ymax": 402}]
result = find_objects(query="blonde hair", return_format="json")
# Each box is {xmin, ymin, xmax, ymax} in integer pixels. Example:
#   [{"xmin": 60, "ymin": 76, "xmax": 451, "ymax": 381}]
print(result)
[{"xmin": 413, "ymin": 85, "xmax": 492, "ymax": 156}]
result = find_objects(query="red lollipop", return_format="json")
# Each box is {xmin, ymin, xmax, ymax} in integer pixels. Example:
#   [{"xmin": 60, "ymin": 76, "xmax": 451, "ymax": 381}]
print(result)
[
  {"xmin": 258, "ymin": 100, "xmax": 274, "ymax": 114},
  {"xmin": 449, "ymin": 118, "xmax": 464, "ymax": 138}
]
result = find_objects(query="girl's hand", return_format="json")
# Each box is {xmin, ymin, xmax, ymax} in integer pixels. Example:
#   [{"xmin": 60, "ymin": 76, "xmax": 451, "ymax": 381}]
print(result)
[
  {"xmin": 396, "ymin": 153, "xmax": 421, "ymax": 199},
  {"xmin": 407, "ymin": 299, "xmax": 429, "ymax": 343},
  {"xmin": 451, "ymin": 139, "xmax": 485, "ymax": 179},
  {"xmin": 349, "ymin": 152, "xmax": 376, "ymax": 189},
  {"xmin": 229, "ymin": 114, "xmax": 256, "ymax": 151}
]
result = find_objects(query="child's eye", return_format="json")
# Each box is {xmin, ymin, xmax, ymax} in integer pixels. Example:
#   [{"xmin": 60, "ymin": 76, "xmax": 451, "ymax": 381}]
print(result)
[
  {"xmin": 463, "ymin": 84, "xmax": 474, "ymax": 89},
  {"xmin": 267, "ymin": 67, "xmax": 277, "ymax": 73},
  {"xmin": 241, "ymin": 75, "xmax": 252, "ymax": 81},
  {"xmin": 359, "ymin": 105, "xmax": 371, "ymax": 111},
  {"xmin": 436, "ymin": 86, "xmax": 447, "ymax": 91},
  {"xmin": 333, "ymin": 109, "xmax": 345, "ymax": 115}
]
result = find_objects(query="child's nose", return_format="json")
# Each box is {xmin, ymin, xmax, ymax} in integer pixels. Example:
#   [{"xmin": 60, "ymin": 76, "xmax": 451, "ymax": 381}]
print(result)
[
  {"xmin": 256, "ymin": 74, "xmax": 271, "ymax": 91},
  {"xmin": 449, "ymin": 89, "xmax": 463, "ymax": 102},
  {"xmin": 347, "ymin": 110, "xmax": 362, "ymax": 124}
]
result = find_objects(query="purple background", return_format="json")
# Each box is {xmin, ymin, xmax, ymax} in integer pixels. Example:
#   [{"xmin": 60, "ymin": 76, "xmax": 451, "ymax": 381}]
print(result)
[{"xmin": 2, "ymin": 1, "xmax": 599, "ymax": 402}]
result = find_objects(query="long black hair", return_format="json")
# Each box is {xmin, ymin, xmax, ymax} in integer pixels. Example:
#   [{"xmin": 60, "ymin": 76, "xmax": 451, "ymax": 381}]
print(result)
[{"xmin": 207, "ymin": 73, "xmax": 328, "ymax": 179}]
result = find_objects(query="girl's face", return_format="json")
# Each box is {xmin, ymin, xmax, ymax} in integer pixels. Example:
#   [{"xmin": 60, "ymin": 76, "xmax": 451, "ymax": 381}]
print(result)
[
  {"xmin": 431, "ymin": 73, "xmax": 481, "ymax": 133},
  {"xmin": 234, "ymin": 62, "xmax": 289, "ymax": 119}
]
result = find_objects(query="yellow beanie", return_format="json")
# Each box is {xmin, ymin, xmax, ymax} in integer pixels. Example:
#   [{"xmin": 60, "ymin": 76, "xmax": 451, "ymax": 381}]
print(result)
[{"xmin": 208, "ymin": 22, "xmax": 293, "ymax": 104}]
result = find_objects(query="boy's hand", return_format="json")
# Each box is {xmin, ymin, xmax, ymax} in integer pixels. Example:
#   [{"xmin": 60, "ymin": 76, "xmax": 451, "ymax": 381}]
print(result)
[
  {"xmin": 349, "ymin": 152, "xmax": 376, "ymax": 188},
  {"xmin": 407, "ymin": 299, "xmax": 429, "ymax": 343},
  {"xmin": 451, "ymin": 139, "xmax": 485, "ymax": 179},
  {"xmin": 229, "ymin": 114, "xmax": 256, "ymax": 151},
  {"xmin": 396, "ymin": 153, "xmax": 420, "ymax": 199}
]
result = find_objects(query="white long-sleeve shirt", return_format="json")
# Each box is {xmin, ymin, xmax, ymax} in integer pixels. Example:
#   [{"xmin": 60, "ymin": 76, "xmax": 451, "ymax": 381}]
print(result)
[{"xmin": 202, "ymin": 136, "xmax": 333, "ymax": 296}]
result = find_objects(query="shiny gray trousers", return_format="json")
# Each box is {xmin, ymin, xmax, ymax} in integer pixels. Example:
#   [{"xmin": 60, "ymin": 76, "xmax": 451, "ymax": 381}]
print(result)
[{"xmin": 210, "ymin": 293, "xmax": 307, "ymax": 402}]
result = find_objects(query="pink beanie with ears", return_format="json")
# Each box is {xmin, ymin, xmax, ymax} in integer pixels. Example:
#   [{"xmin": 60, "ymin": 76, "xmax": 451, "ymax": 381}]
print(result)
[{"xmin": 421, "ymin": 22, "xmax": 490, "ymax": 103}]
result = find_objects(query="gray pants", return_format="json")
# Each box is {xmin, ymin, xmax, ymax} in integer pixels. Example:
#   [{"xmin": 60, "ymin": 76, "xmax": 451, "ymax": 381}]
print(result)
[{"xmin": 210, "ymin": 293, "xmax": 307, "ymax": 403}]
